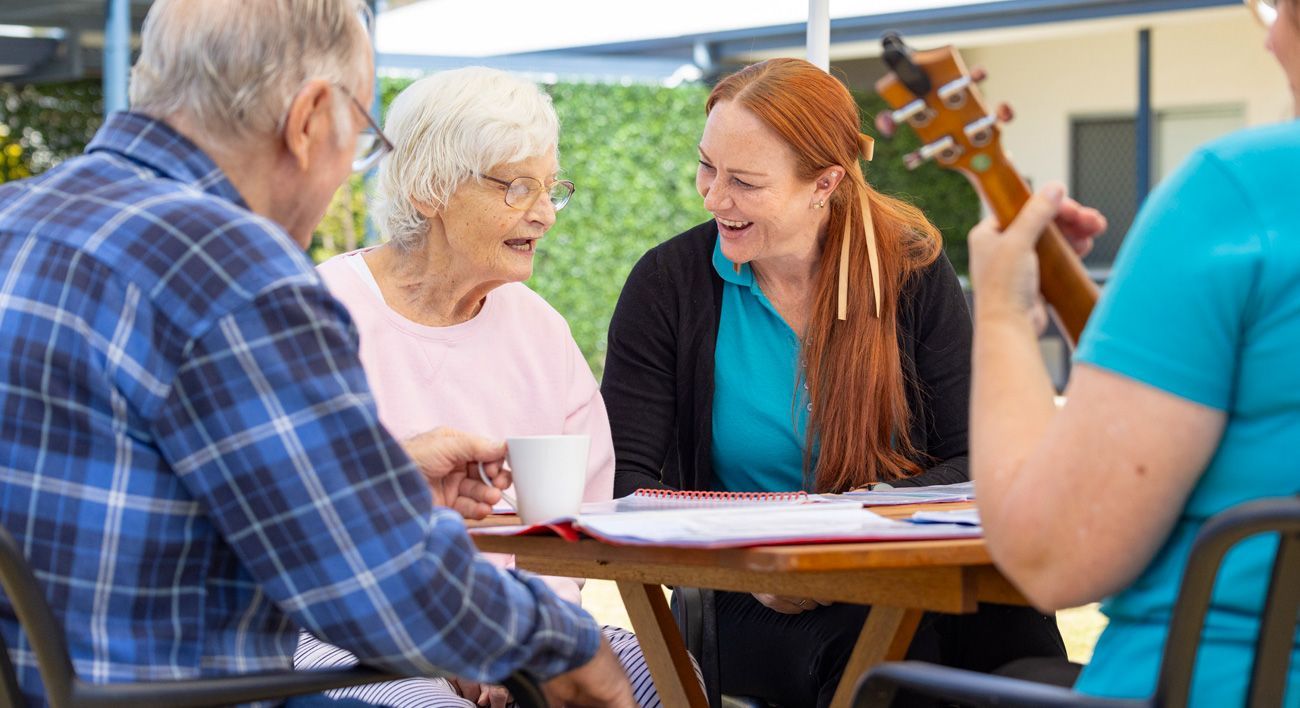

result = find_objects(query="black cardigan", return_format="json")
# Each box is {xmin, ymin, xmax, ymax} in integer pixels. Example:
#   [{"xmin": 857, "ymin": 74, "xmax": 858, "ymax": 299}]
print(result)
[{"xmin": 602, "ymin": 220, "xmax": 973, "ymax": 497}]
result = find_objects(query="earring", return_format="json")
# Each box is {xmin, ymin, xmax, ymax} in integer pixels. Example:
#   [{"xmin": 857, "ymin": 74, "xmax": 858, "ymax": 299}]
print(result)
[{"xmin": 816, "ymin": 200, "xmax": 826, "ymax": 208}]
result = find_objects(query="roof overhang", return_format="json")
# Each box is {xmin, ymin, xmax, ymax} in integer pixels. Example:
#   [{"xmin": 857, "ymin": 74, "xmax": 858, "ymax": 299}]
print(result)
[
  {"xmin": 376, "ymin": 0, "xmax": 1242, "ymax": 83},
  {"xmin": 0, "ymin": 0, "xmax": 151, "ymax": 83}
]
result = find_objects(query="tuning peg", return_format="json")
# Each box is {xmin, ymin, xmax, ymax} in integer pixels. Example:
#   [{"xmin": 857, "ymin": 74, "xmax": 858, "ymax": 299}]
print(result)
[
  {"xmin": 875, "ymin": 112, "xmax": 896, "ymax": 139},
  {"xmin": 996, "ymin": 102, "xmax": 1015, "ymax": 123},
  {"xmin": 903, "ymin": 136, "xmax": 961, "ymax": 170},
  {"xmin": 970, "ymin": 66, "xmax": 989, "ymax": 83}
]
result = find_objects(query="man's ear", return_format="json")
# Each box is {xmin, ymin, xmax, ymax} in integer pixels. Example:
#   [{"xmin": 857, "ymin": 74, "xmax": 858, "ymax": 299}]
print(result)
[{"xmin": 282, "ymin": 79, "xmax": 335, "ymax": 171}]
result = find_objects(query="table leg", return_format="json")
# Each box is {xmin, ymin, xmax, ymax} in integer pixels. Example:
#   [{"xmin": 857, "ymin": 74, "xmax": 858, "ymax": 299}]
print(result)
[
  {"xmin": 617, "ymin": 582, "xmax": 708, "ymax": 708},
  {"xmin": 828, "ymin": 606, "xmax": 923, "ymax": 708}
]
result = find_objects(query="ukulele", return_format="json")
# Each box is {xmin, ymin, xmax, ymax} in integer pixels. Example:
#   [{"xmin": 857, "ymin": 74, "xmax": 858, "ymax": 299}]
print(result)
[{"xmin": 874, "ymin": 33, "xmax": 1099, "ymax": 345}]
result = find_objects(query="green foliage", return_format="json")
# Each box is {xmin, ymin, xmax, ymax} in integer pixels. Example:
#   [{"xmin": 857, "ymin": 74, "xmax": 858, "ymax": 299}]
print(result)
[
  {"xmin": 532, "ymin": 82, "xmax": 714, "ymax": 376},
  {"xmin": 0, "ymin": 80, "xmax": 104, "ymax": 182},
  {"xmin": 309, "ymin": 174, "xmax": 369, "ymax": 263}
]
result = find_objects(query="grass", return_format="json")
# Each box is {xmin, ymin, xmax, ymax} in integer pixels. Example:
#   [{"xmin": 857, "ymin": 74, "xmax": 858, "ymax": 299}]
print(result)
[{"xmin": 580, "ymin": 580, "xmax": 1108, "ymax": 663}]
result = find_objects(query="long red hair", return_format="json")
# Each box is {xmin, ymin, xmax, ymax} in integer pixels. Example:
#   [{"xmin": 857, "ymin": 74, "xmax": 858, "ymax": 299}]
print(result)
[{"xmin": 706, "ymin": 58, "xmax": 943, "ymax": 492}]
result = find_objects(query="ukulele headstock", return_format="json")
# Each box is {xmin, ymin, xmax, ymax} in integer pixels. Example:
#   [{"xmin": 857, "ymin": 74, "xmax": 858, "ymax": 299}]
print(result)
[
  {"xmin": 874, "ymin": 33, "xmax": 1008, "ymax": 179},
  {"xmin": 873, "ymin": 32, "xmax": 1099, "ymax": 346}
]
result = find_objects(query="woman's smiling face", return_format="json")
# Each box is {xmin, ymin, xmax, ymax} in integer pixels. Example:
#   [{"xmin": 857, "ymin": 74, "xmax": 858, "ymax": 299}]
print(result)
[
  {"xmin": 435, "ymin": 152, "xmax": 560, "ymax": 287},
  {"xmin": 696, "ymin": 100, "xmax": 826, "ymax": 266}
]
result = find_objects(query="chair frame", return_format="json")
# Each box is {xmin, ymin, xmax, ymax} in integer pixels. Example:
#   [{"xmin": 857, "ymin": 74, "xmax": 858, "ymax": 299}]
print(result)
[
  {"xmin": 853, "ymin": 496, "xmax": 1300, "ymax": 708},
  {"xmin": 0, "ymin": 521, "xmax": 547, "ymax": 708}
]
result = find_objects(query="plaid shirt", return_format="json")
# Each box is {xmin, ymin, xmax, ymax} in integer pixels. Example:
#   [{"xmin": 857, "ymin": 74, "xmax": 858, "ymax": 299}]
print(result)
[{"xmin": 0, "ymin": 112, "xmax": 599, "ymax": 705}]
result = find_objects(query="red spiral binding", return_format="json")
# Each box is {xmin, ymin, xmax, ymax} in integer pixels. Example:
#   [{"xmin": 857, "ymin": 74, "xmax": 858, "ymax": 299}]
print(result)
[{"xmin": 631, "ymin": 489, "xmax": 808, "ymax": 502}]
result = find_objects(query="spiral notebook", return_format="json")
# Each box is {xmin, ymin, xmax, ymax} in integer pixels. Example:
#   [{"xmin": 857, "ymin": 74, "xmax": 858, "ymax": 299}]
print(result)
[
  {"xmin": 608, "ymin": 488, "xmax": 830, "ymax": 513},
  {"xmin": 494, "ymin": 491, "xmax": 818, "ymax": 516},
  {"xmin": 471, "ymin": 503, "xmax": 981, "ymax": 548}
]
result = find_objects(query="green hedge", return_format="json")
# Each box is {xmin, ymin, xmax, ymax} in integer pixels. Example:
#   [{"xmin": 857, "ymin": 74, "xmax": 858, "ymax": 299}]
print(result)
[
  {"xmin": 1, "ymin": 80, "xmax": 103, "ymax": 182},
  {"xmin": 0, "ymin": 76, "xmax": 979, "ymax": 378}
]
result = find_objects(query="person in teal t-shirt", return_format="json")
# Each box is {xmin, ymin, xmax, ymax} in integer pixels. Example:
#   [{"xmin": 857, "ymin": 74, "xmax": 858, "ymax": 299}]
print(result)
[{"xmin": 967, "ymin": 1, "xmax": 1300, "ymax": 704}]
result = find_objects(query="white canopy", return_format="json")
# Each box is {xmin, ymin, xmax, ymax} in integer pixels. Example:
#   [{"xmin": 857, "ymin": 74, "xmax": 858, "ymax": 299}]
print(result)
[{"xmin": 376, "ymin": 0, "xmax": 989, "ymax": 58}]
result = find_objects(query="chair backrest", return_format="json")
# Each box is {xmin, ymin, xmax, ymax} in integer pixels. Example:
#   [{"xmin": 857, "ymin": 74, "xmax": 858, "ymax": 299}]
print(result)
[
  {"xmin": 0, "ymin": 519, "xmax": 80, "ymax": 706},
  {"xmin": 1156, "ymin": 496, "xmax": 1300, "ymax": 708},
  {"xmin": 1, "ymin": 616, "xmax": 23, "ymax": 708}
]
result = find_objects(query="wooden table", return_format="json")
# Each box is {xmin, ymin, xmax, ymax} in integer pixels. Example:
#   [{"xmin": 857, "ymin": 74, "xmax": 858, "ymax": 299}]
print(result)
[{"xmin": 472, "ymin": 503, "xmax": 1026, "ymax": 708}]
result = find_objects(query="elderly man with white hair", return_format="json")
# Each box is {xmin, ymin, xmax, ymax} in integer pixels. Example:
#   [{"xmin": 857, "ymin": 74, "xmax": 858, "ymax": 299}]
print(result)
[
  {"xmin": 293, "ymin": 67, "xmax": 701, "ymax": 707},
  {"xmin": 0, "ymin": 1, "xmax": 633, "ymax": 706}
]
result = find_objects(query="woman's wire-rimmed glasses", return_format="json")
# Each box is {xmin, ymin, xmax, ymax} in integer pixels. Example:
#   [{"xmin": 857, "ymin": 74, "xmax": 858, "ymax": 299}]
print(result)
[
  {"xmin": 479, "ymin": 173, "xmax": 576, "ymax": 211},
  {"xmin": 337, "ymin": 84, "xmax": 395, "ymax": 174},
  {"xmin": 1246, "ymin": 0, "xmax": 1278, "ymax": 27}
]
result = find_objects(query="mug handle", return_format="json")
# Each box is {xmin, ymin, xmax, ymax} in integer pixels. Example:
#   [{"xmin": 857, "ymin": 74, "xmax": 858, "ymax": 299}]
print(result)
[{"xmin": 477, "ymin": 461, "xmax": 516, "ymax": 511}]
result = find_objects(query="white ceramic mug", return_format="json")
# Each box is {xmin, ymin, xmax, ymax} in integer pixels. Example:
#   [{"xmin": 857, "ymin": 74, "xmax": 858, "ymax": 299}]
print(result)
[{"xmin": 479, "ymin": 434, "xmax": 588, "ymax": 524}]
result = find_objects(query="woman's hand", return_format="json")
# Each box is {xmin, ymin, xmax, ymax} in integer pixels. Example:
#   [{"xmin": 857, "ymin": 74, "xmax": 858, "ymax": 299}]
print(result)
[
  {"xmin": 969, "ymin": 184, "xmax": 1105, "ymax": 331},
  {"xmin": 1055, "ymin": 194, "xmax": 1107, "ymax": 259},
  {"xmin": 752, "ymin": 593, "xmax": 831, "ymax": 615},
  {"xmin": 400, "ymin": 427, "xmax": 511, "ymax": 519}
]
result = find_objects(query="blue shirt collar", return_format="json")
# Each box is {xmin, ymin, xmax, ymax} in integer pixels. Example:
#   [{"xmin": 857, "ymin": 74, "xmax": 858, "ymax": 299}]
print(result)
[{"xmin": 86, "ymin": 111, "xmax": 249, "ymax": 211}]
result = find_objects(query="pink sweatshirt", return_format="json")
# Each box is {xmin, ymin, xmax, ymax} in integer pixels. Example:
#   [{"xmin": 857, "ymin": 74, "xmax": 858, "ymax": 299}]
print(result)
[{"xmin": 317, "ymin": 248, "xmax": 615, "ymax": 605}]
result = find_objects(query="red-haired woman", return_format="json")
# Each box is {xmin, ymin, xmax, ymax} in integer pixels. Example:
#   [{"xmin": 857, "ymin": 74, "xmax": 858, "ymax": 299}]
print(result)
[{"xmin": 601, "ymin": 57, "xmax": 1104, "ymax": 706}]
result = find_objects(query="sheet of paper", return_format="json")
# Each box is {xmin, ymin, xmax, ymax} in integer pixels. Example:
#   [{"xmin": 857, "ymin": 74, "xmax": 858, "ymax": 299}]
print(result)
[
  {"xmin": 837, "ymin": 480, "xmax": 975, "ymax": 506},
  {"xmin": 570, "ymin": 504, "xmax": 980, "ymax": 548},
  {"xmin": 910, "ymin": 508, "xmax": 981, "ymax": 526}
]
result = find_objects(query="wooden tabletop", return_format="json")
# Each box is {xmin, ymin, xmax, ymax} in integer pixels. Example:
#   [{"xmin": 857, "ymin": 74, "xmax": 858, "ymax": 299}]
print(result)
[{"xmin": 470, "ymin": 502, "xmax": 1019, "ymax": 613}]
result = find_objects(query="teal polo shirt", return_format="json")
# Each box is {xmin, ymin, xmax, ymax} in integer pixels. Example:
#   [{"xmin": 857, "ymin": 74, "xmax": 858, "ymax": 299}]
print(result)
[
  {"xmin": 1072, "ymin": 123, "xmax": 1300, "ymax": 705},
  {"xmin": 709, "ymin": 239, "xmax": 813, "ymax": 493}
]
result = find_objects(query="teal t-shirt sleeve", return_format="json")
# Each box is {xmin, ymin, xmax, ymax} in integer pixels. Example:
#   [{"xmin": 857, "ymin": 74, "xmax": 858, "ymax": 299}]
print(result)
[{"xmin": 1074, "ymin": 149, "xmax": 1264, "ymax": 411}]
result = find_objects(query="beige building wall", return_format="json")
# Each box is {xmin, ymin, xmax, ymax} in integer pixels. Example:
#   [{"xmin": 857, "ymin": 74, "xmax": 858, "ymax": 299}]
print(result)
[{"xmin": 961, "ymin": 6, "xmax": 1290, "ymax": 189}]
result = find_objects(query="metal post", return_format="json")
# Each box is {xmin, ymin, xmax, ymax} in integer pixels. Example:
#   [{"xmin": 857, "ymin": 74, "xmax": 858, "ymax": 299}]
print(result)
[
  {"xmin": 364, "ymin": 0, "xmax": 382, "ymax": 245},
  {"xmin": 807, "ymin": 0, "xmax": 830, "ymax": 72},
  {"xmin": 1136, "ymin": 28, "xmax": 1152, "ymax": 202},
  {"xmin": 367, "ymin": 0, "xmax": 383, "ymax": 118},
  {"xmin": 103, "ymin": 0, "xmax": 130, "ymax": 116}
]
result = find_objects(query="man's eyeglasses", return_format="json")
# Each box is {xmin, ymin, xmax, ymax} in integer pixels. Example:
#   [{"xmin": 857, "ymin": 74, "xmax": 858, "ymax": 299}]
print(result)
[
  {"xmin": 337, "ymin": 84, "xmax": 395, "ymax": 174},
  {"xmin": 479, "ymin": 173, "xmax": 576, "ymax": 211},
  {"xmin": 1246, "ymin": 0, "xmax": 1277, "ymax": 27}
]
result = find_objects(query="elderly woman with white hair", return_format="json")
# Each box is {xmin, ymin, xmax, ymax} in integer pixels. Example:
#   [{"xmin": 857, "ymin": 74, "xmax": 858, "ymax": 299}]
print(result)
[{"xmin": 293, "ymin": 67, "xmax": 688, "ymax": 707}]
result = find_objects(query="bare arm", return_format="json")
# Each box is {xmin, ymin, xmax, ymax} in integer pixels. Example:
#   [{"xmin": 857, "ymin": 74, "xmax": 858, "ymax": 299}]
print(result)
[{"xmin": 969, "ymin": 185, "xmax": 1224, "ymax": 610}]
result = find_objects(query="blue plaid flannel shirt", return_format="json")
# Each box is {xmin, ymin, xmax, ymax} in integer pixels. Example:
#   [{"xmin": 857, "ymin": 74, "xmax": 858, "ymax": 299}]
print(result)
[{"xmin": 0, "ymin": 112, "xmax": 599, "ymax": 704}]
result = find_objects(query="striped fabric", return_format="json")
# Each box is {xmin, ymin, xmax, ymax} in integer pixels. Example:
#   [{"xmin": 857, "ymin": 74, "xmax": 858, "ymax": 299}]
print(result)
[
  {"xmin": 296, "ymin": 625, "xmax": 701, "ymax": 707},
  {"xmin": 0, "ymin": 112, "xmax": 599, "ymax": 705}
]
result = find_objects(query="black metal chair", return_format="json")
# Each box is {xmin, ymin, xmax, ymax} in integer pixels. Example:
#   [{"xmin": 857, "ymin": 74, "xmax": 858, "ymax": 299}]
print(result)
[
  {"xmin": 853, "ymin": 495, "xmax": 1300, "ymax": 708},
  {"xmin": 0, "ymin": 521, "xmax": 547, "ymax": 708}
]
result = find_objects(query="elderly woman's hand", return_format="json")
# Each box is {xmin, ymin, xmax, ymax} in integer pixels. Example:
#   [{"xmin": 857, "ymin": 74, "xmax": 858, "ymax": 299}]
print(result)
[
  {"xmin": 401, "ymin": 427, "xmax": 510, "ymax": 519},
  {"xmin": 969, "ymin": 183, "xmax": 1105, "ymax": 332},
  {"xmin": 451, "ymin": 677, "xmax": 510, "ymax": 708}
]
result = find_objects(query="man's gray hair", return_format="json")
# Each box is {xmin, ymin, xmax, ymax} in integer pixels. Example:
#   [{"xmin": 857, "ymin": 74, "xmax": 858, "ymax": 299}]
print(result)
[
  {"xmin": 130, "ymin": 0, "xmax": 372, "ymax": 144},
  {"xmin": 374, "ymin": 67, "xmax": 560, "ymax": 250}
]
